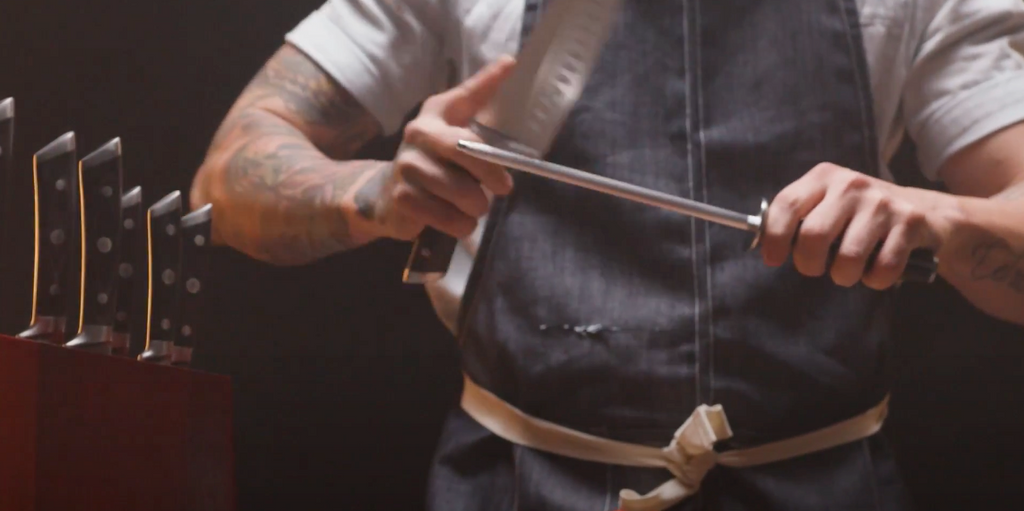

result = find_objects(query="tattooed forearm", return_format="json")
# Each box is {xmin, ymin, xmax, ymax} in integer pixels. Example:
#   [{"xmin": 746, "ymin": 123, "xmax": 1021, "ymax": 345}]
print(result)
[
  {"xmin": 191, "ymin": 43, "xmax": 392, "ymax": 266},
  {"xmin": 969, "ymin": 238, "xmax": 1024, "ymax": 294},
  {"xmin": 234, "ymin": 44, "xmax": 381, "ymax": 158}
]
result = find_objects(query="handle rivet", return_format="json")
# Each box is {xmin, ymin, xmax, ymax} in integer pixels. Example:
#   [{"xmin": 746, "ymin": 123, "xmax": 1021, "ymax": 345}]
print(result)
[
  {"xmin": 181, "ymin": 325, "xmax": 192, "ymax": 337},
  {"xmin": 50, "ymin": 229, "xmax": 65, "ymax": 245},
  {"xmin": 101, "ymin": 186, "xmax": 113, "ymax": 198},
  {"xmin": 162, "ymin": 269, "xmax": 176, "ymax": 285},
  {"xmin": 55, "ymin": 179, "xmax": 66, "ymax": 191},
  {"xmin": 187, "ymin": 278, "xmax": 201, "ymax": 294},
  {"xmin": 161, "ymin": 318, "xmax": 171, "ymax": 330},
  {"xmin": 166, "ymin": 224, "xmax": 176, "ymax": 236},
  {"xmin": 194, "ymin": 234, "xmax": 206, "ymax": 246},
  {"xmin": 119, "ymin": 263, "xmax": 133, "ymax": 278},
  {"xmin": 116, "ymin": 311, "xmax": 128, "ymax": 322},
  {"xmin": 98, "ymin": 237, "xmax": 112, "ymax": 253},
  {"xmin": 97, "ymin": 293, "xmax": 108, "ymax": 304},
  {"xmin": 124, "ymin": 218, "xmax": 134, "ymax": 230},
  {"xmin": 49, "ymin": 284, "xmax": 60, "ymax": 295}
]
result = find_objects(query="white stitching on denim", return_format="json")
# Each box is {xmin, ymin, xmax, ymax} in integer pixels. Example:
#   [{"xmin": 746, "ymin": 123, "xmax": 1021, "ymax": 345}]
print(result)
[
  {"xmin": 836, "ymin": 0, "xmax": 877, "ymax": 174},
  {"xmin": 694, "ymin": 0, "xmax": 715, "ymax": 405},
  {"xmin": 684, "ymin": 0, "xmax": 702, "ymax": 408}
]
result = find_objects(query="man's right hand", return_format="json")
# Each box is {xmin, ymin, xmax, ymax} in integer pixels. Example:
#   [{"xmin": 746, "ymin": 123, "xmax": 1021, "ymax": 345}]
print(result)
[{"xmin": 361, "ymin": 55, "xmax": 518, "ymax": 241}]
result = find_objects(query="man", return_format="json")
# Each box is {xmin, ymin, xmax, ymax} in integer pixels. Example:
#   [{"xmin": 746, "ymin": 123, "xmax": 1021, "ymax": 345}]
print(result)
[{"xmin": 190, "ymin": 0, "xmax": 1024, "ymax": 509}]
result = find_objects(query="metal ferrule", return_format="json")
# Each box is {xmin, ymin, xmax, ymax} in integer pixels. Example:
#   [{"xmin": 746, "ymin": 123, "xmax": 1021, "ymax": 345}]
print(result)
[
  {"xmin": 18, "ymin": 316, "xmax": 66, "ymax": 342},
  {"xmin": 110, "ymin": 331, "xmax": 130, "ymax": 351},
  {"xmin": 170, "ymin": 346, "xmax": 193, "ymax": 366},
  {"xmin": 65, "ymin": 324, "xmax": 113, "ymax": 354},
  {"xmin": 138, "ymin": 340, "xmax": 173, "ymax": 364}
]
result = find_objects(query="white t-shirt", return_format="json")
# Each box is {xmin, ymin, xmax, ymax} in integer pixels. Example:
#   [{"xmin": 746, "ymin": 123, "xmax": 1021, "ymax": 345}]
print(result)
[{"xmin": 286, "ymin": 0, "xmax": 1024, "ymax": 333}]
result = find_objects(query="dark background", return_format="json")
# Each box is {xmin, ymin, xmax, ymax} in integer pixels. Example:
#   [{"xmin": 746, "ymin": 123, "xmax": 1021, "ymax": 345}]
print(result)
[{"xmin": 2, "ymin": 1, "xmax": 1023, "ymax": 510}]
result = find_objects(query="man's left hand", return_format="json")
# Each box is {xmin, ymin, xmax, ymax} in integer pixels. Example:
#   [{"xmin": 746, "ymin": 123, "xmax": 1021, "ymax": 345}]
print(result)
[{"xmin": 758, "ymin": 163, "xmax": 962, "ymax": 290}]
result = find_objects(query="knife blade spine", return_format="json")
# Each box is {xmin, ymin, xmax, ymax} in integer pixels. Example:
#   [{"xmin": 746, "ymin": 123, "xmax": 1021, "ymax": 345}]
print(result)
[
  {"xmin": 79, "ymin": 137, "xmax": 121, "ymax": 168},
  {"xmin": 0, "ymin": 97, "xmax": 13, "ymax": 120},
  {"xmin": 181, "ymin": 203, "xmax": 212, "ymax": 228},
  {"xmin": 34, "ymin": 131, "xmax": 75, "ymax": 163},
  {"xmin": 122, "ymin": 185, "xmax": 142, "ymax": 208}
]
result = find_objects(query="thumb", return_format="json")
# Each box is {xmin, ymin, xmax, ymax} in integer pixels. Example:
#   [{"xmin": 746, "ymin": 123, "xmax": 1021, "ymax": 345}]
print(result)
[{"xmin": 441, "ymin": 55, "xmax": 517, "ymax": 123}]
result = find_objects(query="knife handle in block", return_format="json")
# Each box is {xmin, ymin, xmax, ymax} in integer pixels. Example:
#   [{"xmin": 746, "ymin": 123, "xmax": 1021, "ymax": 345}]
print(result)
[
  {"xmin": 111, "ymin": 186, "xmax": 143, "ymax": 356},
  {"xmin": 138, "ymin": 190, "xmax": 182, "ymax": 365},
  {"xmin": 172, "ymin": 204, "xmax": 212, "ymax": 367},
  {"xmin": 66, "ymin": 139, "xmax": 124, "ymax": 354},
  {"xmin": 18, "ymin": 132, "xmax": 78, "ymax": 344}
]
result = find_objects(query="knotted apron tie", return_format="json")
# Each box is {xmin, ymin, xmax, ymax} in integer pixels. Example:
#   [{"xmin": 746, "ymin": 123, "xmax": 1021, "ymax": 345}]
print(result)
[{"xmin": 460, "ymin": 374, "xmax": 890, "ymax": 511}]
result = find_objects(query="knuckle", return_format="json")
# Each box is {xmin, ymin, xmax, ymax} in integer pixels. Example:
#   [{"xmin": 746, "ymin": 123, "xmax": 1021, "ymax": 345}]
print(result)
[
  {"xmin": 392, "ymin": 184, "xmax": 418, "ymax": 209},
  {"xmin": 402, "ymin": 119, "xmax": 425, "ymax": 143},
  {"xmin": 809, "ymin": 162, "xmax": 836, "ymax": 177},
  {"xmin": 772, "ymin": 191, "xmax": 802, "ymax": 217},
  {"xmin": 866, "ymin": 192, "xmax": 892, "ymax": 215},
  {"xmin": 840, "ymin": 173, "xmax": 871, "ymax": 194}
]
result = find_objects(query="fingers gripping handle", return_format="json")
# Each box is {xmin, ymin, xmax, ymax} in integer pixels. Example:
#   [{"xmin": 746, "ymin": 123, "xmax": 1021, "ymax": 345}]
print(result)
[{"xmin": 752, "ymin": 198, "xmax": 938, "ymax": 285}]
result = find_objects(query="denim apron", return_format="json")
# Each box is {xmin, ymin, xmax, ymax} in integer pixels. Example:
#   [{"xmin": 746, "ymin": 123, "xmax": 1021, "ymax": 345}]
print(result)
[{"xmin": 426, "ymin": 0, "xmax": 914, "ymax": 509}]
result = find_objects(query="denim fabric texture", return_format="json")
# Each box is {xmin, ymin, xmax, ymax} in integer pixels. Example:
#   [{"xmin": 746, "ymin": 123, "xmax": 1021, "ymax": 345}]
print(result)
[{"xmin": 427, "ymin": 0, "xmax": 915, "ymax": 509}]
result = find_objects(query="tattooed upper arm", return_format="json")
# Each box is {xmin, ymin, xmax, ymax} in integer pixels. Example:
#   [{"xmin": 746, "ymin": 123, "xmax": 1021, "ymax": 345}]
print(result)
[{"xmin": 231, "ymin": 43, "xmax": 383, "ymax": 159}]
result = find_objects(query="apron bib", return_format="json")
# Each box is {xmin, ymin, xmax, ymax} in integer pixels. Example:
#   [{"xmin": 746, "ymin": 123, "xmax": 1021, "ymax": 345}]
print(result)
[{"xmin": 427, "ymin": 1, "xmax": 912, "ymax": 509}]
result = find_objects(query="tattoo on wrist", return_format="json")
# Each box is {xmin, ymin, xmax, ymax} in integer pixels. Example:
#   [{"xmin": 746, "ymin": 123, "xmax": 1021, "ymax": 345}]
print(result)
[
  {"xmin": 969, "ymin": 238, "xmax": 1024, "ymax": 294},
  {"xmin": 223, "ymin": 124, "xmax": 382, "ymax": 264}
]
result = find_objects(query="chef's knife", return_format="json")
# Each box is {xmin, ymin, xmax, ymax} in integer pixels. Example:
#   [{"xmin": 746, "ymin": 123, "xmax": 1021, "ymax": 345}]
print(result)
[
  {"xmin": 171, "ymin": 203, "xmax": 212, "ymax": 367},
  {"xmin": 457, "ymin": 140, "xmax": 939, "ymax": 284},
  {"xmin": 402, "ymin": 0, "xmax": 624, "ymax": 283},
  {"xmin": 111, "ymin": 186, "xmax": 142, "ymax": 356},
  {"xmin": 138, "ymin": 191, "xmax": 181, "ymax": 364},
  {"xmin": 66, "ymin": 138, "xmax": 124, "ymax": 354},
  {"xmin": 17, "ymin": 132, "xmax": 78, "ymax": 344},
  {"xmin": 0, "ymin": 98, "xmax": 15, "ymax": 334}
]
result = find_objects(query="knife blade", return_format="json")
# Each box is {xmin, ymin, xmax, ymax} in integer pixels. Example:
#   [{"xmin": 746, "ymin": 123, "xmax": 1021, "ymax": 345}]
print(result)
[
  {"xmin": 0, "ymin": 98, "xmax": 15, "ymax": 334},
  {"xmin": 457, "ymin": 140, "xmax": 939, "ymax": 284},
  {"xmin": 65, "ymin": 138, "xmax": 124, "ymax": 354},
  {"xmin": 111, "ymin": 186, "xmax": 143, "ymax": 356},
  {"xmin": 138, "ymin": 190, "xmax": 181, "ymax": 364},
  {"xmin": 171, "ymin": 203, "xmax": 212, "ymax": 367},
  {"xmin": 401, "ymin": 0, "xmax": 624, "ymax": 284},
  {"xmin": 17, "ymin": 132, "xmax": 78, "ymax": 344}
]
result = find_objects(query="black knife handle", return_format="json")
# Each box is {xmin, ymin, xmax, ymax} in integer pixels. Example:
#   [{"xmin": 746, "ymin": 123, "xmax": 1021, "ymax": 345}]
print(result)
[
  {"xmin": 402, "ymin": 227, "xmax": 459, "ymax": 284},
  {"xmin": 139, "ymin": 190, "xmax": 181, "ymax": 364},
  {"xmin": 18, "ymin": 132, "xmax": 77, "ymax": 344},
  {"xmin": 755, "ymin": 198, "xmax": 938, "ymax": 284},
  {"xmin": 401, "ymin": 122, "xmax": 518, "ymax": 284},
  {"xmin": 112, "ymin": 186, "xmax": 143, "ymax": 356},
  {"xmin": 172, "ymin": 204, "xmax": 213, "ymax": 367},
  {"xmin": 65, "ymin": 139, "xmax": 124, "ymax": 354}
]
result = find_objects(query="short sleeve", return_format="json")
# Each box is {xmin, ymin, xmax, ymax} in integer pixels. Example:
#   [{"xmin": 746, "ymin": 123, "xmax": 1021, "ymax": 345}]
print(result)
[
  {"xmin": 902, "ymin": 0, "xmax": 1024, "ymax": 180},
  {"xmin": 285, "ymin": 0, "xmax": 450, "ymax": 135}
]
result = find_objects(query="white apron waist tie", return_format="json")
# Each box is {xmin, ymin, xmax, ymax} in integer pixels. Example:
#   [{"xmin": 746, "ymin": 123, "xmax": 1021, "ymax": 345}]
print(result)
[{"xmin": 460, "ymin": 373, "xmax": 890, "ymax": 511}]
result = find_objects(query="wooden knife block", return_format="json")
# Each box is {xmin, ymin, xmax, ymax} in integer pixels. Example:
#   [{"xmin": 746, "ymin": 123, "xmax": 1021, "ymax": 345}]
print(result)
[{"xmin": 0, "ymin": 334, "xmax": 235, "ymax": 511}]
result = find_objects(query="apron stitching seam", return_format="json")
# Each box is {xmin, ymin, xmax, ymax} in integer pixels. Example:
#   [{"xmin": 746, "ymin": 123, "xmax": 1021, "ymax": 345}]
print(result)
[
  {"xmin": 694, "ymin": 0, "xmax": 715, "ymax": 407},
  {"xmin": 683, "ymin": 0, "xmax": 702, "ymax": 410},
  {"xmin": 836, "ymin": 0, "xmax": 877, "ymax": 174}
]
